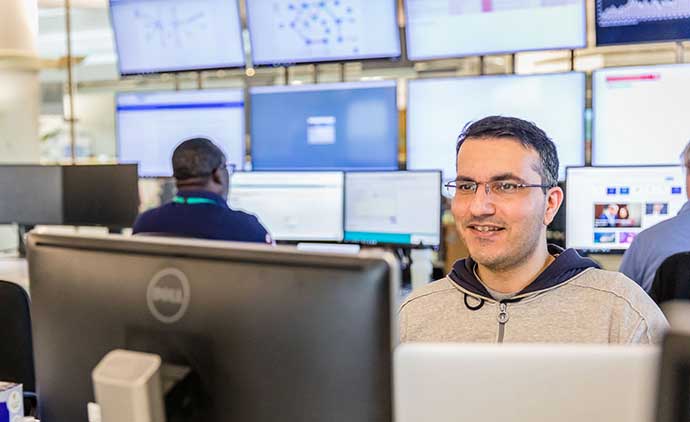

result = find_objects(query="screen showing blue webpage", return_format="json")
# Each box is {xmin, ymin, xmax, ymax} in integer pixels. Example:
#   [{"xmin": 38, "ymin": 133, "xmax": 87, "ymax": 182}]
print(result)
[
  {"xmin": 246, "ymin": 0, "xmax": 400, "ymax": 65},
  {"xmin": 228, "ymin": 171, "xmax": 344, "ymax": 241},
  {"xmin": 405, "ymin": 0, "xmax": 586, "ymax": 60},
  {"xmin": 593, "ymin": 64, "xmax": 690, "ymax": 166},
  {"xmin": 250, "ymin": 81, "xmax": 398, "ymax": 170},
  {"xmin": 117, "ymin": 89, "xmax": 245, "ymax": 177},
  {"xmin": 344, "ymin": 171, "xmax": 441, "ymax": 246},
  {"xmin": 566, "ymin": 166, "xmax": 686, "ymax": 252},
  {"xmin": 110, "ymin": 0, "xmax": 245, "ymax": 74},
  {"xmin": 596, "ymin": 0, "xmax": 690, "ymax": 45},
  {"xmin": 407, "ymin": 73, "xmax": 585, "ymax": 183}
]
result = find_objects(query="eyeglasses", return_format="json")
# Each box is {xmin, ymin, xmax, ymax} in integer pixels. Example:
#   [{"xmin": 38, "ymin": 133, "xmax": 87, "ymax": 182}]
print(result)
[
  {"xmin": 222, "ymin": 163, "xmax": 236, "ymax": 174},
  {"xmin": 444, "ymin": 180, "xmax": 553, "ymax": 198}
]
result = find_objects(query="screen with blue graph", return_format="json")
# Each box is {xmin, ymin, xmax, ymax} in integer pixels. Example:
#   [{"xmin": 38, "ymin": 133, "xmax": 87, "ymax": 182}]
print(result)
[
  {"xmin": 110, "ymin": 0, "xmax": 245, "ymax": 75},
  {"xmin": 250, "ymin": 81, "xmax": 399, "ymax": 171},
  {"xmin": 596, "ymin": 0, "xmax": 690, "ymax": 45},
  {"xmin": 117, "ymin": 89, "xmax": 245, "ymax": 177},
  {"xmin": 405, "ymin": 0, "xmax": 586, "ymax": 60},
  {"xmin": 246, "ymin": 0, "xmax": 400, "ymax": 65}
]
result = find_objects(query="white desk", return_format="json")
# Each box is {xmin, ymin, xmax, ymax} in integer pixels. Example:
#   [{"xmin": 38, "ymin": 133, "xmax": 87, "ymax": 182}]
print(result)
[{"xmin": 0, "ymin": 255, "xmax": 29, "ymax": 292}]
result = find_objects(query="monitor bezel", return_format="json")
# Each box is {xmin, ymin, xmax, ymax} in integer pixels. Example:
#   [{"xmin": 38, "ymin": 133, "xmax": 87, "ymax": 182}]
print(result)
[
  {"xmin": 343, "ymin": 169, "xmax": 443, "ymax": 249},
  {"xmin": 403, "ymin": 0, "xmax": 587, "ymax": 61},
  {"xmin": 109, "ymin": 0, "xmax": 247, "ymax": 77},
  {"xmin": 565, "ymin": 164, "xmax": 685, "ymax": 255},
  {"xmin": 245, "ymin": 0, "xmax": 402, "ymax": 67}
]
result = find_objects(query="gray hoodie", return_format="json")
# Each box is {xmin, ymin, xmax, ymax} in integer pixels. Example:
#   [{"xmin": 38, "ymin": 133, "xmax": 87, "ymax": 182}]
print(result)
[{"xmin": 400, "ymin": 246, "xmax": 668, "ymax": 344}]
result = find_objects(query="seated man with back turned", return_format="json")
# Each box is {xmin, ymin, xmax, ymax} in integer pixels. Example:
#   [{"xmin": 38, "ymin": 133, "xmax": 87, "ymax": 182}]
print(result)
[
  {"xmin": 399, "ymin": 116, "xmax": 667, "ymax": 344},
  {"xmin": 620, "ymin": 140, "xmax": 690, "ymax": 293},
  {"xmin": 133, "ymin": 137, "xmax": 271, "ymax": 244}
]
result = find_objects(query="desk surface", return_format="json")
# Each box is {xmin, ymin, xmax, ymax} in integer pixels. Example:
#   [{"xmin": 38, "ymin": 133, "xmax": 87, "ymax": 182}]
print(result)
[{"xmin": 0, "ymin": 255, "xmax": 28, "ymax": 292}]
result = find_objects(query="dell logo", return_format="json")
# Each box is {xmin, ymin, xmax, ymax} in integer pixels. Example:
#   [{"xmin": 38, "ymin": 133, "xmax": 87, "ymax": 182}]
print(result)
[{"xmin": 147, "ymin": 268, "xmax": 191, "ymax": 324}]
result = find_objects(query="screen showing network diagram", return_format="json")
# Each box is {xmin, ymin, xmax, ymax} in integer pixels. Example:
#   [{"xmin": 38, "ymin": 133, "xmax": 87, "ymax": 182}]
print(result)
[
  {"xmin": 228, "ymin": 171, "xmax": 345, "ymax": 241},
  {"xmin": 406, "ymin": 72, "xmax": 585, "ymax": 183},
  {"xmin": 250, "ymin": 81, "xmax": 399, "ymax": 171},
  {"xmin": 596, "ymin": 0, "xmax": 690, "ymax": 45},
  {"xmin": 117, "ymin": 89, "xmax": 245, "ymax": 177},
  {"xmin": 110, "ymin": 0, "xmax": 245, "ymax": 75},
  {"xmin": 593, "ymin": 64, "xmax": 690, "ymax": 166},
  {"xmin": 344, "ymin": 171, "xmax": 441, "ymax": 246},
  {"xmin": 404, "ymin": 0, "xmax": 586, "ymax": 60},
  {"xmin": 246, "ymin": 0, "xmax": 400, "ymax": 65},
  {"xmin": 566, "ymin": 166, "xmax": 686, "ymax": 252}
]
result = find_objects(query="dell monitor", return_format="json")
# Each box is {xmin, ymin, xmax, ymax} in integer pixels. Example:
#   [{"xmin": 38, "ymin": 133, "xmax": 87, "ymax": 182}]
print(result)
[
  {"xmin": 0, "ymin": 164, "xmax": 139, "ymax": 228},
  {"xmin": 250, "ymin": 81, "xmax": 399, "ymax": 171},
  {"xmin": 407, "ymin": 72, "xmax": 585, "ymax": 182},
  {"xmin": 117, "ymin": 89, "xmax": 245, "ymax": 178},
  {"xmin": 593, "ymin": 63, "xmax": 690, "ymax": 166},
  {"xmin": 565, "ymin": 166, "xmax": 686, "ymax": 253},
  {"xmin": 344, "ymin": 171, "xmax": 441, "ymax": 247},
  {"xmin": 246, "ymin": 0, "xmax": 400, "ymax": 65},
  {"xmin": 404, "ymin": 0, "xmax": 585, "ymax": 60},
  {"xmin": 110, "ymin": 0, "xmax": 245, "ymax": 75},
  {"xmin": 228, "ymin": 171, "xmax": 345, "ymax": 242},
  {"xmin": 27, "ymin": 232, "xmax": 397, "ymax": 422},
  {"xmin": 596, "ymin": 0, "xmax": 690, "ymax": 46}
]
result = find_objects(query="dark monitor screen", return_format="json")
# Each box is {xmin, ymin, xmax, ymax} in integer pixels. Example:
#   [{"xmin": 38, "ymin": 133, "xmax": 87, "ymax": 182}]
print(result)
[
  {"xmin": 596, "ymin": 0, "xmax": 690, "ymax": 46},
  {"xmin": 62, "ymin": 164, "xmax": 140, "ymax": 228},
  {"xmin": 110, "ymin": 0, "xmax": 245, "ymax": 75},
  {"xmin": 28, "ymin": 233, "xmax": 397, "ymax": 422},
  {"xmin": 0, "ymin": 165, "xmax": 63, "ymax": 225},
  {"xmin": 250, "ymin": 81, "xmax": 399, "ymax": 171}
]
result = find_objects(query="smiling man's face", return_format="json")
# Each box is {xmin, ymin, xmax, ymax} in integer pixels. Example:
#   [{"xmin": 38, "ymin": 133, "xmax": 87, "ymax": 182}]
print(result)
[{"xmin": 451, "ymin": 137, "xmax": 554, "ymax": 272}]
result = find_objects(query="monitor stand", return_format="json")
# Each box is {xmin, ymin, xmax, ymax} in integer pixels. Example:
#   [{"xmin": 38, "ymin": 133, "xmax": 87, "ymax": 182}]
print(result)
[{"xmin": 16, "ymin": 225, "xmax": 34, "ymax": 257}]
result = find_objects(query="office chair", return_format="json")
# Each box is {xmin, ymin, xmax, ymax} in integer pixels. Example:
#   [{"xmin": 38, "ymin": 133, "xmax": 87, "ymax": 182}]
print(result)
[
  {"xmin": 651, "ymin": 252, "xmax": 690, "ymax": 306},
  {"xmin": 0, "ymin": 280, "xmax": 35, "ymax": 392}
]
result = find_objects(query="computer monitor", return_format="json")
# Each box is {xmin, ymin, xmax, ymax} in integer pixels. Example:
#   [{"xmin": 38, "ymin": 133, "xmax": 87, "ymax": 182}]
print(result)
[
  {"xmin": 596, "ymin": 0, "xmax": 690, "ymax": 46},
  {"xmin": 404, "ymin": 0, "xmax": 585, "ymax": 60},
  {"xmin": 117, "ymin": 89, "xmax": 245, "ymax": 177},
  {"xmin": 62, "ymin": 164, "xmax": 140, "ymax": 228},
  {"xmin": 593, "ymin": 64, "xmax": 690, "ymax": 166},
  {"xmin": 228, "ymin": 171, "xmax": 345, "ymax": 242},
  {"xmin": 344, "ymin": 171, "xmax": 441, "ymax": 247},
  {"xmin": 395, "ymin": 343, "xmax": 658, "ymax": 422},
  {"xmin": 246, "ymin": 0, "xmax": 400, "ymax": 66},
  {"xmin": 656, "ymin": 331, "xmax": 690, "ymax": 422},
  {"xmin": 0, "ymin": 164, "xmax": 140, "ymax": 228},
  {"xmin": 27, "ymin": 232, "xmax": 397, "ymax": 422},
  {"xmin": 565, "ymin": 166, "xmax": 686, "ymax": 253},
  {"xmin": 406, "ymin": 73, "xmax": 585, "ymax": 182},
  {"xmin": 110, "ymin": 0, "xmax": 245, "ymax": 75},
  {"xmin": 0, "ymin": 165, "xmax": 63, "ymax": 225},
  {"xmin": 250, "ymin": 81, "xmax": 399, "ymax": 171}
]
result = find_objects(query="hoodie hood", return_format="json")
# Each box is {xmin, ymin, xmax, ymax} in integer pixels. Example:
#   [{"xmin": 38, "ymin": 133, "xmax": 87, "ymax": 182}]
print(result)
[{"xmin": 449, "ymin": 245, "xmax": 601, "ymax": 301}]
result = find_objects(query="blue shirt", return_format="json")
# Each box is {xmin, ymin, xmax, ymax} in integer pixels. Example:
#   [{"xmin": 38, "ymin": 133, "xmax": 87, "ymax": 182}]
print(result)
[
  {"xmin": 133, "ymin": 190, "xmax": 271, "ymax": 244},
  {"xmin": 620, "ymin": 201, "xmax": 690, "ymax": 292}
]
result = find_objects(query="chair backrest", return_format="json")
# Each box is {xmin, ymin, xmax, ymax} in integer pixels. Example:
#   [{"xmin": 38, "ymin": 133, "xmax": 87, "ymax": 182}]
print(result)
[
  {"xmin": 0, "ymin": 280, "xmax": 35, "ymax": 392},
  {"xmin": 651, "ymin": 252, "xmax": 690, "ymax": 306}
]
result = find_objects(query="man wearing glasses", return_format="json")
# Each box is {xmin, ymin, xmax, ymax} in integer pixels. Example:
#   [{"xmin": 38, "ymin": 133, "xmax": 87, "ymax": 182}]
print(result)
[
  {"xmin": 133, "ymin": 137, "xmax": 272, "ymax": 244},
  {"xmin": 399, "ymin": 116, "xmax": 666, "ymax": 344}
]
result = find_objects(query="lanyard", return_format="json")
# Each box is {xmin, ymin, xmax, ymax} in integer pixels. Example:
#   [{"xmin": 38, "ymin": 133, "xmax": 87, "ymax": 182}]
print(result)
[{"xmin": 172, "ymin": 196, "xmax": 220, "ymax": 206}]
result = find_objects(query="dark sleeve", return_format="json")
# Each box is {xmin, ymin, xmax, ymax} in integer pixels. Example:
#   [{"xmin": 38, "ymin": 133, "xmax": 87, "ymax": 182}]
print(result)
[
  {"xmin": 247, "ymin": 215, "xmax": 272, "ymax": 244},
  {"xmin": 650, "ymin": 263, "xmax": 666, "ymax": 305}
]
